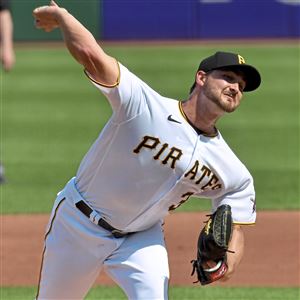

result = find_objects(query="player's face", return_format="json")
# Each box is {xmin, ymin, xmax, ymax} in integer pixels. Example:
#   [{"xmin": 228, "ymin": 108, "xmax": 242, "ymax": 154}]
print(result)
[{"xmin": 202, "ymin": 70, "xmax": 246, "ymax": 113}]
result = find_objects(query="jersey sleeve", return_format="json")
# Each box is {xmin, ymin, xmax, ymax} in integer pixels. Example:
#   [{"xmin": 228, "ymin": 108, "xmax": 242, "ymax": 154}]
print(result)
[
  {"xmin": 84, "ymin": 62, "xmax": 147, "ymax": 123},
  {"xmin": 211, "ymin": 175, "xmax": 256, "ymax": 225}
]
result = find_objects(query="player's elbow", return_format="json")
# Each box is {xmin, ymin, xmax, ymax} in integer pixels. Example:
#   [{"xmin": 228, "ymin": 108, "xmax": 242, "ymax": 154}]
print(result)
[{"xmin": 73, "ymin": 45, "xmax": 110, "ymax": 77}]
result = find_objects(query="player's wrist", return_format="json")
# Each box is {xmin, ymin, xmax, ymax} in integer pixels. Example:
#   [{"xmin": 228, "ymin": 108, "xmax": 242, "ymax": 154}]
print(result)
[{"xmin": 55, "ymin": 7, "xmax": 69, "ymax": 24}]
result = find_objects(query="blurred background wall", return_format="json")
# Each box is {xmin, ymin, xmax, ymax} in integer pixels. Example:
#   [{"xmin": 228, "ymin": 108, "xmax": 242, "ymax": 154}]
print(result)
[
  {"xmin": 11, "ymin": 0, "xmax": 100, "ymax": 41},
  {"xmin": 10, "ymin": 0, "xmax": 300, "ymax": 41}
]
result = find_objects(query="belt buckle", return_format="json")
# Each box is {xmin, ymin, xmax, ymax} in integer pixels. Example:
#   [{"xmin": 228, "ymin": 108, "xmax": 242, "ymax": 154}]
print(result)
[{"xmin": 111, "ymin": 229, "xmax": 126, "ymax": 238}]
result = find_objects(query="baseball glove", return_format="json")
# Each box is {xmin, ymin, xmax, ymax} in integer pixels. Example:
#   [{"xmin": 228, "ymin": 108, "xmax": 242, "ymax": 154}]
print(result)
[{"xmin": 191, "ymin": 204, "xmax": 233, "ymax": 285}]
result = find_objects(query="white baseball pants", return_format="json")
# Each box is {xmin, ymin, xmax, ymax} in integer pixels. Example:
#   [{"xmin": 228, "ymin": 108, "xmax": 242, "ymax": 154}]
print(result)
[{"xmin": 36, "ymin": 180, "xmax": 169, "ymax": 299}]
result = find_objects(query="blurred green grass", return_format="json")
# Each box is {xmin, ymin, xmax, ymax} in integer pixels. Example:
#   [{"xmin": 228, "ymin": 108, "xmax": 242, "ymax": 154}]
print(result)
[
  {"xmin": 1, "ymin": 286, "xmax": 299, "ymax": 300},
  {"xmin": 1, "ymin": 43, "xmax": 299, "ymax": 213}
]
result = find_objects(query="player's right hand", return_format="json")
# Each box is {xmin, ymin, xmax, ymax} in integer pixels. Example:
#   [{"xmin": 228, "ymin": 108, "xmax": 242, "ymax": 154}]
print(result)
[
  {"xmin": 33, "ymin": 0, "xmax": 66, "ymax": 32},
  {"xmin": 1, "ymin": 47, "xmax": 15, "ymax": 72}
]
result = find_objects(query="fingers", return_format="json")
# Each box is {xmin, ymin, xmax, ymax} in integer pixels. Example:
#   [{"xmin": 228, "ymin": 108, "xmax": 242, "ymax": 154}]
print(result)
[
  {"xmin": 50, "ymin": 0, "xmax": 59, "ymax": 7},
  {"xmin": 32, "ymin": 4, "xmax": 60, "ymax": 32},
  {"xmin": 2, "ymin": 57, "xmax": 15, "ymax": 72},
  {"xmin": 33, "ymin": 0, "xmax": 59, "ymax": 15},
  {"xmin": 1, "ymin": 49, "xmax": 15, "ymax": 72},
  {"xmin": 33, "ymin": 5, "xmax": 49, "ymax": 15},
  {"xmin": 34, "ymin": 18, "xmax": 59, "ymax": 32},
  {"xmin": 32, "ymin": 2, "xmax": 59, "ymax": 18}
]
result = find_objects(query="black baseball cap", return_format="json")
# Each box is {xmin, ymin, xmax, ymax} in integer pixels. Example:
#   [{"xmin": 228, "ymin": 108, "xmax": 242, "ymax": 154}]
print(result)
[{"xmin": 197, "ymin": 51, "xmax": 261, "ymax": 92}]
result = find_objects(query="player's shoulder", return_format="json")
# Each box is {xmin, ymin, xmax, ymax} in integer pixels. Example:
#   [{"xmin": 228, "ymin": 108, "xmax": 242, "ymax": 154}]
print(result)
[{"xmin": 119, "ymin": 62, "xmax": 155, "ymax": 93}]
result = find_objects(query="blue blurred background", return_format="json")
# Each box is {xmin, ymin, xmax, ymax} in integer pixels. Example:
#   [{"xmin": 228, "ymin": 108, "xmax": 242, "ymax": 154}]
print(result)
[{"xmin": 10, "ymin": 0, "xmax": 300, "ymax": 41}]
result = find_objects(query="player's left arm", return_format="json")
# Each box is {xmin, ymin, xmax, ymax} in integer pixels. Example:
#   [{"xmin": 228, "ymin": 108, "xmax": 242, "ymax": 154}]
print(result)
[
  {"xmin": 207, "ymin": 171, "xmax": 255, "ymax": 281},
  {"xmin": 191, "ymin": 203, "xmax": 251, "ymax": 285},
  {"xmin": 219, "ymin": 224, "xmax": 244, "ymax": 281}
]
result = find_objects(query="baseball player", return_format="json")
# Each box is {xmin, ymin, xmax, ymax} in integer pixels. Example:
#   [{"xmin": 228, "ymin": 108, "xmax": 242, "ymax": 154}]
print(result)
[
  {"xmin": 0, "ymin": 0, "xmax": 15, "ymax": 72},
  {"xmin": 33, "ymin": 1, "xmax": 261, "ymax": 299},
  {"xmin": 0, "ymin": 0, "xmax": 15, "ymax": 184}
]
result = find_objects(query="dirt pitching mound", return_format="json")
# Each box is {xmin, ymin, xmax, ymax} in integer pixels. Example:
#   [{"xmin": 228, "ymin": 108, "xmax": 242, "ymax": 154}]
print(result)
[{"xmin": 1, "ymin": 211, "xmax": 299, "ymax": 287}]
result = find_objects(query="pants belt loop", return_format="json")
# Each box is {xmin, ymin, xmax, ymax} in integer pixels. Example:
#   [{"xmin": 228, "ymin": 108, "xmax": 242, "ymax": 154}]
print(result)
[
  {"xmin": 89, "ymin": 210, "xmax": 101, "ymax": 225},
  {"xmin": 75, "ymin": 200, "xmax": 129, "ymax": 238}
]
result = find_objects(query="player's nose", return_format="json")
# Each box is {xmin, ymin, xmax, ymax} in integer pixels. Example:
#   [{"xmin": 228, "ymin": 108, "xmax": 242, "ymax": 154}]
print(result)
[{"xmin": 229, "ymin": 84, "xmax": 239, "ymax": 94}]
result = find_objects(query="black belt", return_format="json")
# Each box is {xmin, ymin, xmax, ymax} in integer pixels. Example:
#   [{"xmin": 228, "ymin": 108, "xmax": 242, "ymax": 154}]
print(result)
[{"xmin": 75, "ymin": 200, "xmax": 129, "ymax": 238}]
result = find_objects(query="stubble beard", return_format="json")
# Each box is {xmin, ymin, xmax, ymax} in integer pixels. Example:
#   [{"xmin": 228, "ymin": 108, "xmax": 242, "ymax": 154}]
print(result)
[{"xmin": 203, "ymin": 86, "xmax": 237, "ymax": 113}]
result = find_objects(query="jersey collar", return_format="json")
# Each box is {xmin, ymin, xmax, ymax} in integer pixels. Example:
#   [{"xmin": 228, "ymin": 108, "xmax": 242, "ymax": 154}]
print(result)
[{"xmin": 178, "ymin": 101, "xmax": 218, "ymax": 138}]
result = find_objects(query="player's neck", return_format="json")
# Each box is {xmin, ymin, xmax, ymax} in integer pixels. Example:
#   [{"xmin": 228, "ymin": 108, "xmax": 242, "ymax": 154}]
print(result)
[{"xmin": 182, "ymin": 96, "xmax": 222, "ymax": 136}]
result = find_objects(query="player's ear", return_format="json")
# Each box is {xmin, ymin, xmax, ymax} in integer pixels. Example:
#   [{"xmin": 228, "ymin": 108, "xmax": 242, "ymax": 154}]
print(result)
[{"xmin": 195, "ymin": 70, "xmax": 207, "ymax": 88}]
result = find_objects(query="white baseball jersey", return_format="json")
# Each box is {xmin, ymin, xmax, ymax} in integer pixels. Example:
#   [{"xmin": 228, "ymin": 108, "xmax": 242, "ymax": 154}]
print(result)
[{"xmin": 75, "ymin": 62, "xmax": 256, "ymax": 232}]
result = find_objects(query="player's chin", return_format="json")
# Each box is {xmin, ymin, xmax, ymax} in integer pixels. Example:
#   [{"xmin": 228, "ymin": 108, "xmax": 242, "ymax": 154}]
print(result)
[
  {"xmin": 218, "ymin": 97, "xmax": 238, "ymax": 113},
  {"xmin": 228, "ymin": 98, "xmax": 240, "ymax": 109},
  {"xmin": 220, "ymin": 101, "xmax": 238, "ymax": 113}
]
